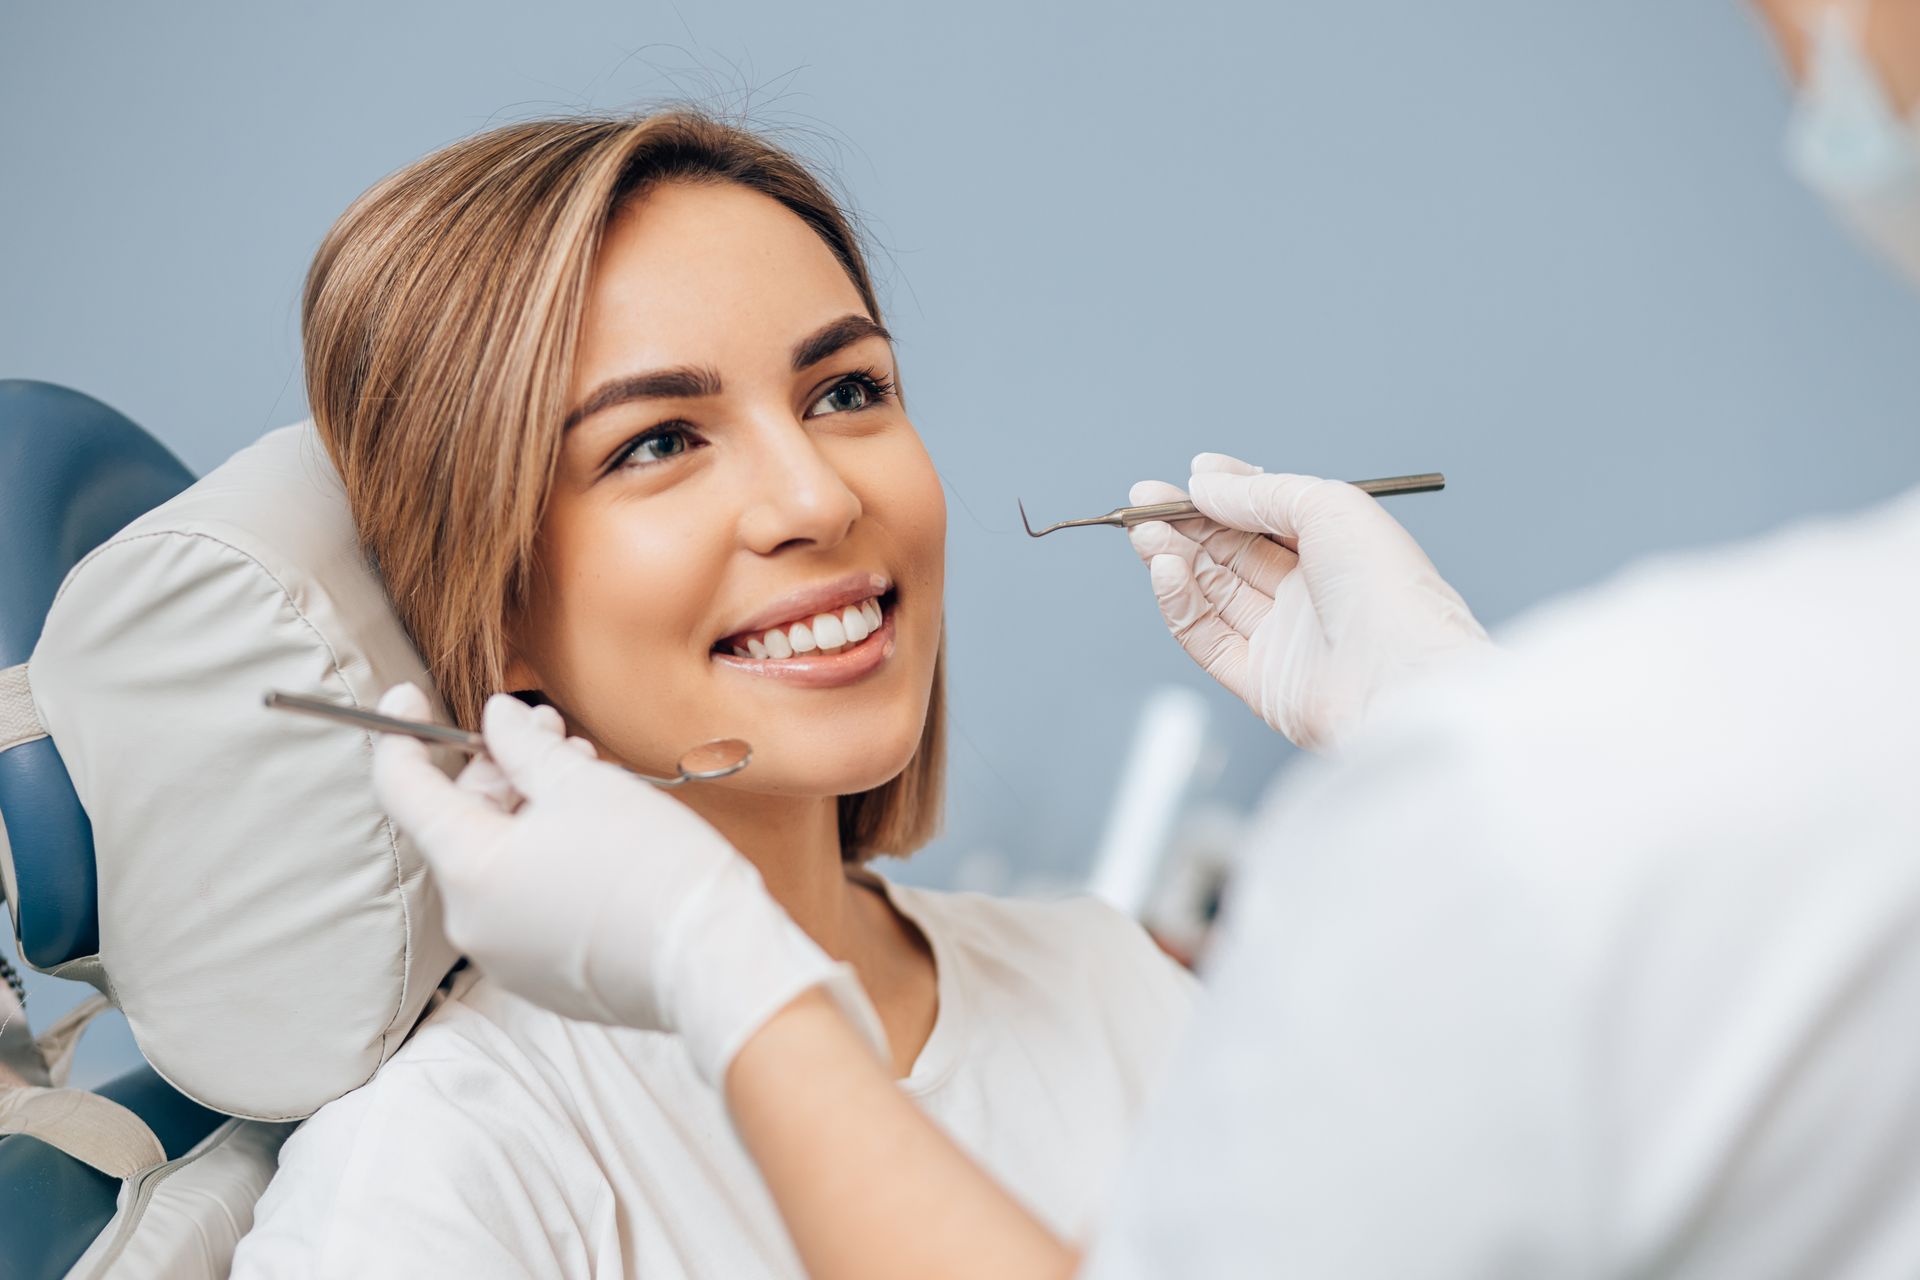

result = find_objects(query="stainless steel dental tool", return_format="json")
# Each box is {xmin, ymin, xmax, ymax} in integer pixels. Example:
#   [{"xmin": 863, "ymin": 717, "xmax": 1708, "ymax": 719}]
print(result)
[
  {"xmin": 1017, "ymin": 472, "xmax": 1446, "ymax": 538},
  {"xmin": 263, "ymin": 690, "xmax": 752, "ymax": 787}
]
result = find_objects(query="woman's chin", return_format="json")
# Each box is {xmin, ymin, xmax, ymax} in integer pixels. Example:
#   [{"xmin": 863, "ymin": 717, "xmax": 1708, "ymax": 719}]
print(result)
[{"xmin": 733, "ymin": 735, "xmax": 922, "ymax": 799}]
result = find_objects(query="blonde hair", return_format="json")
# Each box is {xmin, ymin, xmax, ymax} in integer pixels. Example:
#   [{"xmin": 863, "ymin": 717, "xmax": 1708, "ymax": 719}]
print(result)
[{"xmin": 301, "ymin": 109, "xmax": 945, "ymax": 861}]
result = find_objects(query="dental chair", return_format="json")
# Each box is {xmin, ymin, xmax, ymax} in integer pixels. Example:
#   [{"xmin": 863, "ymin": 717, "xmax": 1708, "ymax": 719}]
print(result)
[{"xmin": 0, "ymin": 380, "xmax": 462, "ymax": 1277}]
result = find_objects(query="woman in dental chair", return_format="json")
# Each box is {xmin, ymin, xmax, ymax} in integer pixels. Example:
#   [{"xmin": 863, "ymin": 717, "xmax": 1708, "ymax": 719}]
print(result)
[{"xmin": 227, "ymin": 110, "xmax": 1194, "ymax": 1278}]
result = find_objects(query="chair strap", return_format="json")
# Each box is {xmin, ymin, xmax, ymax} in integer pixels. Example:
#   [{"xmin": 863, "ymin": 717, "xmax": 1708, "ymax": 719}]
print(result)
[
  {"xmin": 34, "ymin": 993, "xmax": 110, "ymax": 1087},
  {"xmin": 0, "ymin": 1083, "xmax": 167, "ymax": 1178},
  {"xmin": 0, "ymin": 993, "xmax": 167, "ymax": 1177},
  {"xmin": 0, "ymin": 663, "xmax": 46, "ymax": 753}
]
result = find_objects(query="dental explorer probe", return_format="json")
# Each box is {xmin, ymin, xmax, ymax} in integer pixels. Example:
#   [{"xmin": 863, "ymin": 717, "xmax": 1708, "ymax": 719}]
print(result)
[
  {"xmin": 1018, "ymin": 472, "xmax": 1445, "ymax": 538},
  {"xmin": 263, "ymin": 690, "xmax": 752, "ymax": 787}
]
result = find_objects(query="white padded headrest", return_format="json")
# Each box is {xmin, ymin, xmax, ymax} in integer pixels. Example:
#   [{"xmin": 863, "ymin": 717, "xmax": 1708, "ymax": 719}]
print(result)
[{"xmin": 28, "ymin": 422, "xmax": 459, "ymax": 1120}]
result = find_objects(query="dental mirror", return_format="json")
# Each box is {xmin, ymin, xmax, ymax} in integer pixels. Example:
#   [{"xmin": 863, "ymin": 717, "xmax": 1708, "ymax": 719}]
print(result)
[{"xmin": 264, "ymin": 690, "xmax": 753, "ymax": 787}]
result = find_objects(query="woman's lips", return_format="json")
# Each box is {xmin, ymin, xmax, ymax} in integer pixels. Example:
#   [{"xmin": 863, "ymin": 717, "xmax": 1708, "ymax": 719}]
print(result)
[{"xmin": 709, "ymin": 602, "xmax": 896, "ymax": 689}]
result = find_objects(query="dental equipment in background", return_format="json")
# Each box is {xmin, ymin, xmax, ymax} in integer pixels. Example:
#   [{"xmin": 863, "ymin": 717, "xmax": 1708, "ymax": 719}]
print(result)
[
  {"xmin": 263, "ymin": 690, "xmax": 752, "ymax": 787},
  {"xmin": 1018, "ymin": 472, "xmax": 1446, "ymax": 538}
]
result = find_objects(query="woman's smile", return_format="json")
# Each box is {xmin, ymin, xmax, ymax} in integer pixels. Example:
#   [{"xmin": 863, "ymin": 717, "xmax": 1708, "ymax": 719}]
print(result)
[
  {"xmin": 710, "ymin": 579, "xmax": 900, "ymax": 689},
  {"xmin": 718, "ymin": 602, "xmax": 894, "ymax": 690}
]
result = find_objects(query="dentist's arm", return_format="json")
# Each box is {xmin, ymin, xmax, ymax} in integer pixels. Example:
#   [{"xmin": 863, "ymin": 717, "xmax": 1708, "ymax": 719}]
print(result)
[
  {"xmin": 1127, "ymin": 452, "xmax": 1490, "ymax": 751},
  {"xmin": 726, "ymin": 987, "xmax": 1080, "ymax": 1280},
  {"xmin": 372, "ymin": 685, "xmax": 1080, "ymax": 1280}
]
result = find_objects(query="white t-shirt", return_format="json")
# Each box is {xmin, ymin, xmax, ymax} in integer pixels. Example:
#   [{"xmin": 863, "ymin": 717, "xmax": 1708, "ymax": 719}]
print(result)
[
  {"xmin": 1084, "ymin": 485, "xmax": 1920, "ymax": 1279},
  {"xmin": 232, "ymin": 875, "xmax": 1196, "ymax": 1278}
]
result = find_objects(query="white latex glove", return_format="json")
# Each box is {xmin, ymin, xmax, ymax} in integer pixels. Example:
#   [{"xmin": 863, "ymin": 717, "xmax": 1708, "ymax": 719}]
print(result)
[
  {"xmin": 1128, "ymin": 452, "xmax": 1490, "ymax": 751},
  {"xmin": 370, "ymin": 683, "xmax": 889, "ymax": 1086}
]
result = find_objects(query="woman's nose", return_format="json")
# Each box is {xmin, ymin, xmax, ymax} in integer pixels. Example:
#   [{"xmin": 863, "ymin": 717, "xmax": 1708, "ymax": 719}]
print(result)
[{"xmin": 735, "ymin": 421, "xmax": 863, "ymax": 555}]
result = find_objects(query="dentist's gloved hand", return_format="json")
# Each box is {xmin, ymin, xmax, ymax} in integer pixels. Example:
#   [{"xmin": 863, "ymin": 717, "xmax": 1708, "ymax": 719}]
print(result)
[
  {"xmin": 370, "ymin": 684, "xmax": 889, "ymax": 1087},
  {"xmin": 1129, "ymin": 453, "xmax": 1490, "ymax": 751}
]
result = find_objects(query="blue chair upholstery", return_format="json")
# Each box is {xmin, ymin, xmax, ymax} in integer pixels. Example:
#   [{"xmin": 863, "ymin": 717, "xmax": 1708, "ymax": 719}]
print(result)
[
  {"xmin": 0, "ymin": 1067, "xmax": 225, "ymax": 1278},
  {"xmin": 0, "ymin": 380, "xmax": 231, "ymax": 1278},
  {"xmin": 0, "ymin": 380, "xmax": 195, "ymax": 968}
]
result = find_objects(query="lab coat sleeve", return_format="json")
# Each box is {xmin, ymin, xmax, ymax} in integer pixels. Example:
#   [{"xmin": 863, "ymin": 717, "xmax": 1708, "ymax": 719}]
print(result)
[{"xmin": 1078, "ymin": 636, "xmax": 1920, "ymax": 1279}]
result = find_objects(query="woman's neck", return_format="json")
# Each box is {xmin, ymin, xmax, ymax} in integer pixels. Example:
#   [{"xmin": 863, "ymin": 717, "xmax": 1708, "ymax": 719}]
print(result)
[
  {"xmin": 682, "ymin": 789, "xmax": 854, "ymax": 951},
  {"xmin": 674, "ymin": 786, "xmax": 938, "ymax": 1077}
]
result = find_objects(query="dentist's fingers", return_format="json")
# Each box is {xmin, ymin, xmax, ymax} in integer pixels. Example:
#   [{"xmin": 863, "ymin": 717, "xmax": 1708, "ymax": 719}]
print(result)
[
  {"xmin": 1188, "ymin": 470, "xmax": 1372, "ymax": 545},
  {"xmin": 454, "ymin": 754, "xmax": 520, "ymax": 813},
  {"xmin": 480, "ymin": 693, "xmax": 599, "ymax": 801},
  {"xmin": 1126, "ymin": 479, "xmax": 1198, "ymax": 564},
  {"xmin": 1190, "ymin": 451, "xmax": 1263, "ymax": 478},
  {"xmin": 1189, "ymin": 470, "xmax": 1449, "ymax": 617},
  {"xmin": 1203, "ymin": 524, "xmax": 1297, "ymax": 597},
  {"xmin": 1146, "ymin": 553, "xmax": 1254, "ymax": 706},
  {"xmin": 1133, "ymin": 512, "xmax": 1295, "ymax": 605},
  {"xmin": 371, "ymin": 684, "xmax": 501, "ymax": 857},
  {"xmin": 450, "ymin": 718, "xmax": 593, "ymax": 815},
  {"xmin": 1129, "ymin": 478, "xmax": 1190, "ymax": 507},
  {"xmin": 1131, "ymin": 520, "xmax": 1274, "ymax": 638},
  {"xmin": 1128, "ymin": 479, "xmax": 1296, "ymax": 595}
]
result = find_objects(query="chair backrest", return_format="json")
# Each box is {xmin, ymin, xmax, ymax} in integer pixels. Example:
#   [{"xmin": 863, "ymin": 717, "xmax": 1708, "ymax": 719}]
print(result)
[
  {"xmin": 0, "ymin": 381, "xmax": 194, "ymax": 968},
  {"xmin": 1, "ymin": 380, "xmax": 463, "ymax": 1277},
  {"xmin": 7, "ymin": 393, "xmax": 460, "ymax": 1121},
  {"xmin": 0, "ymin": 381, "xmax": 233, "ymax": 1278}
]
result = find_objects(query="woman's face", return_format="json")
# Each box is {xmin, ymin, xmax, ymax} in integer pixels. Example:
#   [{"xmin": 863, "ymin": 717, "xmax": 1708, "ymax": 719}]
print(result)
[{"xmin": 505, "ymin": 180, "xmax": 946, "ymax": 798}]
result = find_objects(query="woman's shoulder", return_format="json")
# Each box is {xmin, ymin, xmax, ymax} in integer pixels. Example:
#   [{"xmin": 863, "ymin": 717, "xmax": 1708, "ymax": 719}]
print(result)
[
  {"xmin": 256, "ymin": 970, "xmax": 593, "ymax": 1190},
  {"xmin": 234, "ymin": 970, "xmax": 637, "ymax": 1274}
]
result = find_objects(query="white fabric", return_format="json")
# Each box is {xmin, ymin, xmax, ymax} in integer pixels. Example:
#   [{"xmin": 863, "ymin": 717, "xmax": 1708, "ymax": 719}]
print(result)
[
  {"xmin": 67, "ymin": 1118, "xmax": 296, "ymax": 1280},
  {"xmin": 25, "ymin": 421, "xmax": 459, "ymax": 1119},
  {"xmin": 1083, "ymin": 485, "xmax": 1920, "ymax": 1279},
  {"xmin": 231, "ymin": 878, "xmax": 1198, "ymax": 1278}
]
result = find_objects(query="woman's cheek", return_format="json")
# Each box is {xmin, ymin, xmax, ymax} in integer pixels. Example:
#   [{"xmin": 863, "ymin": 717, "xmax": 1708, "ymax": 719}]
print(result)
[
  {"xmin": 548, "ymin": 508, "xmax": 718, "ymax": 768},
  {"xmin": 880, "ymin": 430, "xmax": 948, "ymax": 572}
]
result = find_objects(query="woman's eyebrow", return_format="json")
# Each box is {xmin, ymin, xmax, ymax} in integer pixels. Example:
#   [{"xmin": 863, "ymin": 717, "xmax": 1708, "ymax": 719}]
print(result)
[{"xmin": 561, "ymin": 314, "xmax": 893, "ymax": 433}]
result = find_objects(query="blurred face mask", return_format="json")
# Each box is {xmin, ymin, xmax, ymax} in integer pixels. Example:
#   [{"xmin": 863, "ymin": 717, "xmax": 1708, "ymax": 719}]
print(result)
[{"xmin": 1784, "ymin": 0, "xmax": 1920, "ymax": 287}]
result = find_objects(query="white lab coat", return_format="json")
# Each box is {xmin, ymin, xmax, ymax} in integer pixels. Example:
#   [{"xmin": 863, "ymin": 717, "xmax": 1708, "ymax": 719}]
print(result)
[{"xmin": 1084, "ymin": 483, "xmax": 1920, "ymax": 1278}]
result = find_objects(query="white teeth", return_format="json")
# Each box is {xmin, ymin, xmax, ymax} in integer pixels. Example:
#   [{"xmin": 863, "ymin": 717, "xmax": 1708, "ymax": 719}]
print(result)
[
  {"xmin": 727, "ymin": 593, "xmax": 887, "ymax": 662},
  {"xmin": 812, "ymin": 612, "xmax": 846, "ymax": 651}
]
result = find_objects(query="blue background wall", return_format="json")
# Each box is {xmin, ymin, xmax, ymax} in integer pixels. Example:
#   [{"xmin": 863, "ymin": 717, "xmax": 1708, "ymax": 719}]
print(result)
[{"xmin": 5, "ymin": 0, "xmax": 1917, "ymax": 1087}]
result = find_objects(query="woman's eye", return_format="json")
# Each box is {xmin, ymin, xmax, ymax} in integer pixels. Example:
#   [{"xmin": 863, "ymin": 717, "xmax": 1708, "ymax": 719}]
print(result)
[
  {"xmin": 806, "ymin": 371, "xmax": 895, "ymax": 419},
  {"xmin": 813, "ymin": 381, "xmax": 871, "ymax": 415},
  {"xmin": 609, "ymin": 424, "xmax": 699, "ymax": 473}
]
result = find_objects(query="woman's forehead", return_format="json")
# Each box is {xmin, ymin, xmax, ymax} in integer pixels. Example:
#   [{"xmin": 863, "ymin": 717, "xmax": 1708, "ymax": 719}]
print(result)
[
  {"xmin": 575, "ymin": 182, "xmax": 868, "ymax": 380},
  {"xmin": 597, "ymin": 183, "xmax": 860, "ymax": 313}
]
